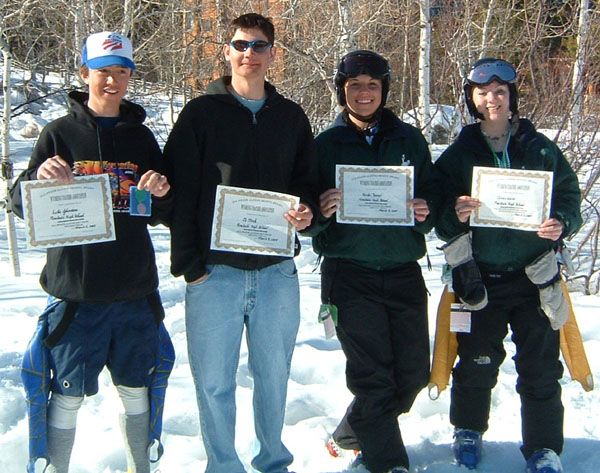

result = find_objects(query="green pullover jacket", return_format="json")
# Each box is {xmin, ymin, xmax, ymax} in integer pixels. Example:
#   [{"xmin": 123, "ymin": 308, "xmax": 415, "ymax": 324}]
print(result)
[
  {"xmin": 307, "ymin": 109, "xmax": 440, "ymax": 269},
  {"xmin": 434, "ymin": 118, "xmax": 582, "ymax": 271}
]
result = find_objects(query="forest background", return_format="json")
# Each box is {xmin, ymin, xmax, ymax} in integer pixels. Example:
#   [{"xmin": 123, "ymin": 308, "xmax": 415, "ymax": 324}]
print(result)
[{"xmin": 1, "ymin": 0, "xmax": 599, "ymax": 294}]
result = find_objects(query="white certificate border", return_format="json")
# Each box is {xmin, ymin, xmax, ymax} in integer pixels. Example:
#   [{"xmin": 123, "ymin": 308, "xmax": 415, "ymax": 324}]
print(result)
[
  {"xmin": 212, "ymin": 186, "xmax": 298, "ymax": 256},
  {"xmin": 22, "ymin": 174, "xmax": 115, "ymax": 248},
  {"xmin": 337, "ymin": 165, "xmax": 414, "ymax": 225},
  {"xmin": 471, "ymin": 166, "xmax": 553, "ymax": 230}
]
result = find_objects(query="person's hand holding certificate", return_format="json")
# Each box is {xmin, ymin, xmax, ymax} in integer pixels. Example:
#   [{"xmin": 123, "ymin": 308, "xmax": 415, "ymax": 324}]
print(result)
[
  {"xmin": 21, "ymin": 174, "xmax": 116, "ymax": 249},
  {"xmin": 210, "ymin": 185, "xmax": 299, "ymax": 257},
  {"xmin": 470, "ymin": 166, "xmax": 553, "ymax": 230},
  {"xmin": 335, "ymin": 164, "xmax": 414, "ymax": 226}
]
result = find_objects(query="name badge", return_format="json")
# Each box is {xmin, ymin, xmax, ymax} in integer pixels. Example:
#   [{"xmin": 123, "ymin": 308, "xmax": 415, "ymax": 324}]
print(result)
[
  {"xmin": 130, "ymin": 186, "xmax": 152, "ymax": 217},
  {"xmin": 450, "ymin": 303, "xmax": 471, "ymax": 333},
  {"xmin": 318, "ymin": 303, "xmax": 338, "ymax": 339}
]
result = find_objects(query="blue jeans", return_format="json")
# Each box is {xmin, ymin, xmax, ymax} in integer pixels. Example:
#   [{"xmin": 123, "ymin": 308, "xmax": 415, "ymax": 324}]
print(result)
[{"xmin": 185, "ymin": 260, "xmax": 300, "ymax": 473}]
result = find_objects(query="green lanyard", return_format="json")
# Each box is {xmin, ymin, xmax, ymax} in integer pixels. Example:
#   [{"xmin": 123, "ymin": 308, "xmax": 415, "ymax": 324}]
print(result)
[{"xmin": 484, "ymin": 135, "xmax": 511, "ymax": 169}]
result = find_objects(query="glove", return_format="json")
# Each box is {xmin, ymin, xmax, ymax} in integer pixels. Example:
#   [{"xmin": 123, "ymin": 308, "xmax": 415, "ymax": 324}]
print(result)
[
  {"xmin": 442, "ymin": 232, "xmax": 488, "ymax": 310},
  {"xmin": 525, "ymin": 250, "xmax": 568, "ymax": 330}
]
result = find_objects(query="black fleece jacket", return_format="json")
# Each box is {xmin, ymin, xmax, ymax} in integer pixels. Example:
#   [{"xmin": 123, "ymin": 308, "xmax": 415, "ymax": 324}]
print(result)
[
  {"xmin": 10, "ymin": 91, "xmax": 171, "ymax": 302},
  {"xmin": 163, "ymin": 77, "xmax": 317, "ymax": 282}
]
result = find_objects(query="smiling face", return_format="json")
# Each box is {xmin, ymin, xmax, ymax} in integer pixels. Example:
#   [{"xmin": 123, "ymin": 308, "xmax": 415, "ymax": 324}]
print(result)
[
  {"xmin": 472, "ymin": 80, "xmax": 511, "ymax": 122},
  {"xmin": 81, "ymin": 65, "xmax": 131, "ymax": 116},
  {"xmin": 344, "ymin": 74, "xmax": 382, "ymax": 125},
  {"xmin": 223, "ymin": 27, "xmax": 275, "ymax": 82}
]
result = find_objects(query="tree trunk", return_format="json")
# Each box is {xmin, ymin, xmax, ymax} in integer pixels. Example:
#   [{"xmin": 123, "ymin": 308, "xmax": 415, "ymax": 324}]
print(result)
[
  {"xmin": 0, "ymin": 35, "xmax": 22, "ymax": 277},
  {"xmin": 480, "ymin": 0, "xmax": 497, "ymax": 57},
  {"xmin": 337, "ymin": 0, "xmax": 356, "ymax": 56},
  {"xmin": 418, "ymin": 0, "xmax": 431, "ymax": 142},
  {"xmin": 570, "ymin": 0, "xmax": 591, "ymax": 140}
]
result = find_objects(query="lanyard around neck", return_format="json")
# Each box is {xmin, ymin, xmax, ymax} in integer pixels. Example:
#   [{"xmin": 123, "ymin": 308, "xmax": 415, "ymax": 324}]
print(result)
[{"xmin": 483, "ymin": 134, "xmax": 511, "ymax": 169}]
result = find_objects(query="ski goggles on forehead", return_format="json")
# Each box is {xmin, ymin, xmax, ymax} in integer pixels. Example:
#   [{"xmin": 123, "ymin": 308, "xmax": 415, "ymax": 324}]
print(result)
[
  {"xmin": 230, "ymin": 39, "xmax": 272, "ymax": 53},
  {"xmin": 340, "ymin": 53, "xmax": 390, "ymax": 78},
  {"xmin": 467, "ymin": 60, "xmax": 517, "ymax": 85}
]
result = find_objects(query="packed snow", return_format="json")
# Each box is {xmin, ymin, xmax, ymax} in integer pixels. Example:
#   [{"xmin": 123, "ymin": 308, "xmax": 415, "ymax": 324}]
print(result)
[{"xmin": 1, "ymin": 72, "xmax": 599, "ymax": 473}]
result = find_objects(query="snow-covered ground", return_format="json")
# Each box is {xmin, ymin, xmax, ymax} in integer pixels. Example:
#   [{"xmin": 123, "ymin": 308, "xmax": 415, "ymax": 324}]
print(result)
[{"xmin": 0, "ymin": 73, "xmax": 599, "ymax": 472}]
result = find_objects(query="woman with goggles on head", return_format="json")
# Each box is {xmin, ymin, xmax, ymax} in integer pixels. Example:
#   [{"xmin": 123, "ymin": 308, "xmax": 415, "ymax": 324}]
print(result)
[
  {"xmin": 434, "ymin": 58, "xmax": 582, "ymax": 473},
  {"xmin": 305, "ymin": 49, "xmax": 440, "ymax": 473}
]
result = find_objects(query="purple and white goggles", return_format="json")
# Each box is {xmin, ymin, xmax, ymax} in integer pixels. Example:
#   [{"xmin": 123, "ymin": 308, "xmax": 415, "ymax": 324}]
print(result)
[{"xmin": 467, "ymin": 59, "xmax": 516, "ymax": 85}]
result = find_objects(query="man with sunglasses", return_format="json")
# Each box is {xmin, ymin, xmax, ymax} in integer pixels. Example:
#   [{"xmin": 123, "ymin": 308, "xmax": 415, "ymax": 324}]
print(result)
[
  {"xmin": 434, "ymin": 58, "xmax": 582, "ymax": 473},
  {"xmin": 163, "ymin": 12, "xmax": 317, "ymax": 473},
  {"xmin": 306, "ymin": 50, "xmax": 439, "ymax": 473}
]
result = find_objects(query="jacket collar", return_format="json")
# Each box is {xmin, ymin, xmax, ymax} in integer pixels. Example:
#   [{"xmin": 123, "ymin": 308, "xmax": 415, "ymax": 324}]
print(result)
[
  {"xmin": 329, "ymin": 107, "xmax": 409, "ymax": 143},
  {"xmin": 205, "ymin": 76, "xmax": 281, "ymax": 107},
  {"xmin": 455, "ymin": 118, "xmax": 538, "ymax": 153}
]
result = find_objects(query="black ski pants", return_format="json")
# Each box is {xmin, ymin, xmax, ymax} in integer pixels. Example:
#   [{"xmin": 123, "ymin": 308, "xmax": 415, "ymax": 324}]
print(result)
[
  {"xmin": 450, "ymin": 269, "xmax": 564, "ymax": 460},
  {"xmin": 321, "ymin": 258, "xmax": 430, "ymax": 473}
]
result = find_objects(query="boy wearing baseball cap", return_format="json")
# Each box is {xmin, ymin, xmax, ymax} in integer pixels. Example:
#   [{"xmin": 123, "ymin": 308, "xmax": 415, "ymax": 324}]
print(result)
[{"xmin": 11, "ymin": 32, "xmax": 172, "ymax": 473}]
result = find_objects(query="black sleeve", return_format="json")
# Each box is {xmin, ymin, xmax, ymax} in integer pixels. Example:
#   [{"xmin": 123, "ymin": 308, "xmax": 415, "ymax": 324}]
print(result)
[{"xmin": 163, "ymin": 102, "xmax": 206, "ymax": 281}]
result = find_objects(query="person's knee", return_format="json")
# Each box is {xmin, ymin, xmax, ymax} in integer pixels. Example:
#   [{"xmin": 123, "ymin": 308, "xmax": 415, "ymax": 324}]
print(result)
[
  {"xmin": 117, "ymin": 385, "xmax": 149, "ymax": 415},
  {"xmin": 48, "ymin": 393, "xmax": 84, "ymax": 429}
]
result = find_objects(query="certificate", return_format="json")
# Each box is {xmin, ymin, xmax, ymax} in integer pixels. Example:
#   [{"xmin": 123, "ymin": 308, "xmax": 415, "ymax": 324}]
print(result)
[
  {"xmin": 470, "ymin": 166, "xmax": 553, "ymax": 230},
  {"xmin": 21, "ymin": 174, "xmax": 116, "ymax": 249},
  {"xmin": 336, "ymin": 165, "xmax": 414, "ymax": 226},
  {"xmin": 210, "ymin": 185, "xmax": 299, "ymax": 257}
]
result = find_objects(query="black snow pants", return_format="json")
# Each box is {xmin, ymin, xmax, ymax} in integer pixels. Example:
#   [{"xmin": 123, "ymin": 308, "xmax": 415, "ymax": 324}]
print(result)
[
  {"xmin": 450, "ymin": 269, "xmax": 564, "ymax": 460},
  {"xmin": 321, "ymin": 258, "xmax": 430, "ymax": 473}
]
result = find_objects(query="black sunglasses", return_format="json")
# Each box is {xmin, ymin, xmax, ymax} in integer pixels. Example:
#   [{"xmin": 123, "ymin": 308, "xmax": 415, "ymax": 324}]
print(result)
[{"xmin": 229, "ymin": 40, "xmax": 272, "ymax": 53}]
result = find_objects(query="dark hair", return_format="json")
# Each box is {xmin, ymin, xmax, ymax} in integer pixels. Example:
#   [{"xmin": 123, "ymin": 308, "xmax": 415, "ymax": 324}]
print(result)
[{"xmin": 230, "ymin": 13, "xmax": 275, "ymax": 45}]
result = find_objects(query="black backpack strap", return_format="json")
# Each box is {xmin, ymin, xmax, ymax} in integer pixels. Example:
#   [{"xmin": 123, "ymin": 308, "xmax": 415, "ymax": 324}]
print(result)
[{"xmin": 43, "ymin": 301, "xmax": 78, "ymax": 348}]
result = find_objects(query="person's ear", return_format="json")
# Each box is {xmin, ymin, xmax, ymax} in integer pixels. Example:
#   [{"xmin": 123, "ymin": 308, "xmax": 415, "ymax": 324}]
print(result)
[
  {"xmin": 268, "ymin": 46, "xmax": 276, "ymax": 64},
  {"xmin": 79, "ymin": 66, "xmax": 90, "ymax": 84},
  {"xmin": 223, "ymin": 43, "xmax": 231, "ymax": 62}
]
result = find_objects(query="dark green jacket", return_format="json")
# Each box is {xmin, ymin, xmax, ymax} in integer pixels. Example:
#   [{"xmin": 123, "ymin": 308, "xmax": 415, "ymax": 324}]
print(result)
[
  {"xmin": 435, "ymin": 118, "xmax": 582, "ymax": 271},
  {"xmin": 307, "ymin": 109, "xmax": 439, "ymax": 269}
]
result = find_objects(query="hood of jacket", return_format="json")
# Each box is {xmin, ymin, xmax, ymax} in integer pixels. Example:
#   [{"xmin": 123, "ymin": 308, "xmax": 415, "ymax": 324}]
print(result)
[{"xmin": 67, "ymin": 90, "xmax": 147, "ymax": 128}]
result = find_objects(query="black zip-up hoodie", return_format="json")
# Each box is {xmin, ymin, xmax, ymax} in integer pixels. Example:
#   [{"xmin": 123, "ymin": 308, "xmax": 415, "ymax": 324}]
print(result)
[
  {"xmin": 10, "ymin": 91, "xmax": 171, "ymax": 302},
  {"xmin": 164, "ymin": 77, "xmax": 317, "ymax": 282}
]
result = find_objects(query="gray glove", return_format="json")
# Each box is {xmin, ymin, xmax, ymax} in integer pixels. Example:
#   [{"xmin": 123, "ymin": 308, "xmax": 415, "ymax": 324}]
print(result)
[
  {"xmin": 525, "ymin": 250, "xmax": 568, "ymax": 330},
  {"xmin": 442, "ymin": 232, "xmax": 488, "ymax": 311}
]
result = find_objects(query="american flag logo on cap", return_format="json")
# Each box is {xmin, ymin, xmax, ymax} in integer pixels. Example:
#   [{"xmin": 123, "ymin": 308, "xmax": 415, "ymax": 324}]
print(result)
[
  {"xmin": 102, "ymin": 33, "xmax": 124, "ymax": 52},
  {"xmin": 82, "ymin": 31, "xmax": 136, "ymax": 70}
]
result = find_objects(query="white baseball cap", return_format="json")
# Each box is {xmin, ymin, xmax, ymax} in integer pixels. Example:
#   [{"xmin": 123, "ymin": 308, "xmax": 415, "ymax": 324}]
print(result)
[{"xmin": 81, "ymin": 32, "xmax": 136, "ymax": 70}]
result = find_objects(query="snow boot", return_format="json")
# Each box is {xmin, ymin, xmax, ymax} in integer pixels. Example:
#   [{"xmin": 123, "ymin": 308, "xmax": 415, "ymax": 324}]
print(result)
[
  {"xmin": 326, "ymin": 436, "xmax": 343, "ymax": 458},
  {"xmin": 350, "ymin": 452, "xmax": 366, "ymax": 469},
  {"xmin": 452, "ymin": 428, "xmax": 482, "ymax": 470},
  {"xmin": 525, "ymin": 449, "xmax": 563, "ymax": 473},
  {"xmin": 326, "ymin": 435, "xmax": 361, "ymax": 459}
]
